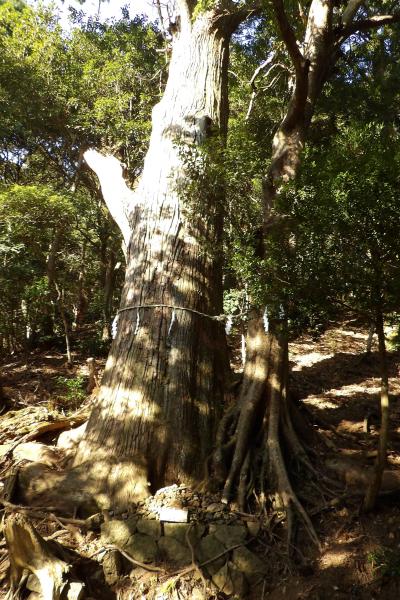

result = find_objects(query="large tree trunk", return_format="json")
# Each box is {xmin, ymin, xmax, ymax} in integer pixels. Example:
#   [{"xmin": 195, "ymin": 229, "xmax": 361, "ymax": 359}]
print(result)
[{"xmin": 73, "ymin": 7, "xmax": 245, "ymax": 509}]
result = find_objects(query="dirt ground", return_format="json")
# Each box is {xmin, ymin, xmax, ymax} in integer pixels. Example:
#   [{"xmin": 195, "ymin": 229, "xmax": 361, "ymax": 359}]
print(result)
[{"xmin": 1, "ymin": 323, "xmax": 400, "ymax": 599}]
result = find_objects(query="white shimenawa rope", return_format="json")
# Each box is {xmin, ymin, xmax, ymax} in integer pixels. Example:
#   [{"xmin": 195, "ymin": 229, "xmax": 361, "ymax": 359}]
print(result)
[
  {"xmin": 111, "ymin": 303, "xmax": 248, "ymax": 339},
  {"xmin": 117, "ymin": 303, "xmax": 227, "ymax": 321}
]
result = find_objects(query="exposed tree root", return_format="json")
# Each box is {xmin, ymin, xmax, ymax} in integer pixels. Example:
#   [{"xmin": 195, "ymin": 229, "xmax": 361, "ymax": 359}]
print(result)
[
  {"xmin": 4, "ymin": 513, "xmax": 83, "ymax": 600},
  {"xmin": 238, "ymin": 450, "xmax": 251, "ymax": 511},
  {"xmin": 0, "ymin": 499, "xmax": 90, "ymax": 528},
  {"xmin": 217, "ymin": 320, "xmax": 321, "ymax": 552},
  {"xmin": 221, "ymin": 315, "xmax": 271, "ymax": 503},
  {"xmin": 266, "ymin": 333, "xmax": 321, "ymax": 550},
  {"xmin": 92, "ymin": 545, "xmax": 165, "ymax": 573}
]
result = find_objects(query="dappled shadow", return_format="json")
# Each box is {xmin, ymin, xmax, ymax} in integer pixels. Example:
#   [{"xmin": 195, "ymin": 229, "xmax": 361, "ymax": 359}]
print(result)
[
  {"xmin": 290, "ymin": 347, "xmax": 400, "ymax": 448},
  {"xmin": 6, "ymin": 321, "xmax": 400, "ymax": 599},
  {"xmin": 291, "ymin": 349, "xmax": 400, "ymax": 400}
]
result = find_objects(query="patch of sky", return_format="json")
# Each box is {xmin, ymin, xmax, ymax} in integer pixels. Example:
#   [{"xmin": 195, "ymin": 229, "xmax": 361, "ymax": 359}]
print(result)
[{"xmin": 27, "ymin": 0, "xmax": 158, "ymax": 30}]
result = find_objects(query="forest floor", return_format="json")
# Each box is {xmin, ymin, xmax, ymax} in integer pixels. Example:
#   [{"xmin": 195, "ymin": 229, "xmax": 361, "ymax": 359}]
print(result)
[{"xmin": 1, "ymin": 323, "xmax": 400, "ymax": 598}]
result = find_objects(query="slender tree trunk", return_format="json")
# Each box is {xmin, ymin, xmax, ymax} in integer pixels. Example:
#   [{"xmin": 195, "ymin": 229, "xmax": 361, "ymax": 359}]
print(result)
[
  {"xmin": 363, "ymin": 310, "xmax": 389, "ymax": 511},
  {"xmin": 73, "ymin": 8, "xmax": 246, "ymax": 509},
  {"xmin": 222, "ymin": 0, "xmax": 396, "ymax": 529},
  {"xmin": 221, "ymin": 0, "xmax": 334, "ymax": 533},
  {"xmin": 47, "ymin": 228, "xmax": 72, "ymax": 364},
  {"xmin": 366, "ymin": 323, "xmax": 375, "ymax": 353},
  {"xmin": 74, "ymin": 242, "xmax": 88, "ymax": 330},
  {"xmin": 101, "ymin": 247, "xmax": 118, "ymax": 341}
]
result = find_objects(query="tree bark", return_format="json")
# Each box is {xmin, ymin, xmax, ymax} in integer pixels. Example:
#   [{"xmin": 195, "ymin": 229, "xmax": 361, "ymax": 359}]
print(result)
[
  {"xmin": 221, "ymin": 1, "xmax": 334, "ymax": 513},
  {"xmin": 47, "ymin": 228, "xmax": 72, "ymax": 364},
  {"xmin": 363, "ymin": 310, "xmax": 390, "ymax": 511},
  {"xmin": 73, "ymin": 6, "xmax": 245, "ymax": 509}
]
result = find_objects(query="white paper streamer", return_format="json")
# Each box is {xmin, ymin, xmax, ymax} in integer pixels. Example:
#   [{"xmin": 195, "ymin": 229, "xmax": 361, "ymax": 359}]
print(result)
[
  {"xmin": 111, "ymin": 314, "xmax": 119, "ymax": 339},
  {"xmin": 134, "ymin": 309, "xmax": 140, "ymax": 335},
  {"xmin": 167, "ymin": 308, "xmax": 176, "ymax": 343},
  {"xmin": 263, "ymin": 306, "xmax": 269, "ymax": 333},
  {"xmin": 225, "ymin": 315, "xmax": 233, "ymax": 335}
]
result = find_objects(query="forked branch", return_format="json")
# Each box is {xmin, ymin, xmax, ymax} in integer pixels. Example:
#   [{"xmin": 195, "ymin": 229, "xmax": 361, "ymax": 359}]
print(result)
[{"xmin": 84, "ymin": 149, "xmax": 134, "ymax": 252}]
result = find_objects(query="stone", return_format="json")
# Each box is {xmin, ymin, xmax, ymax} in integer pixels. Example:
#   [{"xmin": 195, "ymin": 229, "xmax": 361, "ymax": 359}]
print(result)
[
  {"xmin": 102, "ymin": 550, "xmax": 122, "ymax": 585},
  {"xmin": 13, "ymin": 442, "xmax": 60, "ymax": 467},
  {"xmin": 100, "ymin": 517, "xmax": 137, "ymax": 547},
  {"xmin": 129, "ymin": 566, "xmax": 152, "ymax": 581},
  {"xmin": 136, "ymin": 518, "xmax": 161, "ymax": 539},
  {"xmin": 211, "ymin": 524, "xmax": 247, "ymax": 548},
  {"xmin": 66, "ymin": 581, "xmax": 86, "ymax": 600},
  {"xmin": 163, "ymin": 522, "xmax": 205, "ymax": 545},
  {"xmin": 206, "ymin": 502, "xmax": 226, "ymax": 513},
  {"xmin": 146, "ymin": 511, "xmax": 158, "ymax": 519},
  {"xmin": 125, "ymin": 533, "xmax": 158, "ymax": 563},
  {"xmin": 191, "ymin": 588, "xmax": 205, "ymax": 600},
  {"xmin": 158, "ymin": 536, "xmax": 191, "ymax": 567},
  {"xmin": 246, "ymin": 520, "xmax": 261, "ymax": 538},
  {"xmin": 26, "ymin": 574, "xmax": 41, "ymax": 593},
  {"xmin": 229, "ymin": 563, "xmax": 249, "ymax": 598},
  {"xmin": 57, "ymin": 423, "xmax": 87, "ymax": 452},
  {"xmin": 196, "ymin": 535, "xmax": 226, "ymax": 575},
  {"xmin": 232, "ymin": 547, "xmax": 267, "ymax": 583},
  {"xmin": 212, "ymin": 563, "xmax": 233, "ymax": 595},
  {"xmin": 211, "ymin": 559, "xmax": 249, "ymax": 596}
]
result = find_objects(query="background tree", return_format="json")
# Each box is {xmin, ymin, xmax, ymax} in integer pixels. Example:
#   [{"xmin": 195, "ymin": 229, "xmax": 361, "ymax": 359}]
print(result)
[{"xmin": 219, "ymin": 0, "xmax": 400, "ymax": 543}]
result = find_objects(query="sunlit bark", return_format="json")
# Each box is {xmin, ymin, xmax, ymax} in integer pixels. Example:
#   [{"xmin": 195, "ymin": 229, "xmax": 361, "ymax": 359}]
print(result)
[{"xmin": 74, "ymin": 4, "xmax": 247, "ymax": 508}]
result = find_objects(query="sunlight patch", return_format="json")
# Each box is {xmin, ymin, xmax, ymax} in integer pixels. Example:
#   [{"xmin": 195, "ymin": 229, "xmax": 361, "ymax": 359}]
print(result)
[
  {"xmin": 320, "ymin": 546, "xmax": 351, "ymax": 569},
  {"xmin": 292, "ymin": 351, "xmax": 334, "ymax": 370},
  {"xmin": 328, "ymin": 382, "xmax": 381, "ymax": 397},
  {"xmin": 303, "ymin": 396, "xmax": 338, "ymax": 410}
]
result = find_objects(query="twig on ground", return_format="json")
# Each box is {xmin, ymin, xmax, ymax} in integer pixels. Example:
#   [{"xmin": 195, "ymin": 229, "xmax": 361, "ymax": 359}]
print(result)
[
  {"xmin": 0, "ymin": 499, "xmax": 87, "ymax": 527},
  {"xmin": 91, "ymin": 545, "xmax": 165, "ymax": 573},
  {"xmin": 185, "ymin": 523, "xmax": 207, "ymax": 599}
]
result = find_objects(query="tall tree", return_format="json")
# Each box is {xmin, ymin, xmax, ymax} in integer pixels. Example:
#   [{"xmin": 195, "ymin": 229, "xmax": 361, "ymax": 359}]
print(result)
[
  {"xmin": 220, "ymin": 0, "xmax": 400, "ymax": 544},
  {"xmin": 73, "ymin": 0, "xmax": 252, "ymax": 507}
]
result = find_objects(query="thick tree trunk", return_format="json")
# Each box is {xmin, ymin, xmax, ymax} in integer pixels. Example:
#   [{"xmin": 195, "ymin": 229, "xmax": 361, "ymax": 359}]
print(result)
[{"xmin": 73, "ymin": 9, "xmax": 242, "ymax": 508}]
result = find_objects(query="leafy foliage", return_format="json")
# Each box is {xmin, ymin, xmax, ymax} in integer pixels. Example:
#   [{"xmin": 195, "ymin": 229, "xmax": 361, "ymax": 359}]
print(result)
[
  {"xmin": 0, "ymin": 0, "xmax": 400, "ymax": 354},
  {"xmin": 0, "ymin": 1, "xmax": 163, "ymax": 353}
]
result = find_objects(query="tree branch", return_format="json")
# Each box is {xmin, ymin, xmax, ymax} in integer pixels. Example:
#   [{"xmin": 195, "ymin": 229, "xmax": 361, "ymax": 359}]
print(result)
[
  {"xmin": 272, "ymin": 0, "xmax": 305, "ymax": 72},
  {"xmin": 342, "ymin": 0, "xmax": 364, "ymax": 26},
  {"xmin": 175, "ymin": 0, "xmax": 192, "ymax": 29},
  {"xmin": 340, "ymin": 12, "xmax": 400, "ymax": 38},
  {"xmin": 84, "ymin": 149, "xmax": 134, "ymax": 252}
]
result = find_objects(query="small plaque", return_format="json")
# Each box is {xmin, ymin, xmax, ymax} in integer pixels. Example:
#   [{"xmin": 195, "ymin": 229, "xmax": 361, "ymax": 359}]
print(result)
[{"xmin": 158, "ymin": 507, "xmax": 189, "ymax": 523}]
